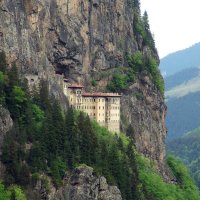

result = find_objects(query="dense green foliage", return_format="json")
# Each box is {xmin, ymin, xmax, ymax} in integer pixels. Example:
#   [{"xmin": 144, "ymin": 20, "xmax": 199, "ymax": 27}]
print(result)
[
  {"xmin": 168, "ymin": 127, "xmax": 200, "ymax": 189},
  {"xmin": 138, "ymin": 155, "xmax": 200, "ymax": 200},
  {"xmin": 132, "ymin": 4, "xmax": 156, "ymax": 51},
  {"xmin": 107, "ymin": 53, "xmax": 164, "ymax": 95},
  {"xmin": 0, "ymin": 52, "xmax": 199, "ymax": 199},
  {"xmin": 0, "ymin": 55, "xmax": 140, "ymax": 198},
  {"xmin": 106, "ymin": 69, "xmax": 133, "ymax": 92},
  {"xmin": 0, "ymin": 182, "xmax": 26, "ymax": 200}
]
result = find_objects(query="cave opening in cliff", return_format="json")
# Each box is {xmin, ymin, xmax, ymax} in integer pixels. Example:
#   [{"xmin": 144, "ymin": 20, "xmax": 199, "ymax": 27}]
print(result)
[{"xmin": 55, "ymin": 64, "xmax": 70, "ymax": 78}]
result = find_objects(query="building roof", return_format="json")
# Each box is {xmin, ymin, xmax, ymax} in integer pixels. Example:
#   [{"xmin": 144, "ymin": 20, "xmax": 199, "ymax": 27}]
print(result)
[
  {"xmin": 82, "ymin": 92, "xmax": 121, "ymax": 97},
  {"xmin": 68, "ymin": 83, "xmax": 84, "ymax": 88}
]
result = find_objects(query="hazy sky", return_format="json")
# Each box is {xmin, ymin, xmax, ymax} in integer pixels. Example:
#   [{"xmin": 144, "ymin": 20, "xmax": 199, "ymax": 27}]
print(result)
[{"xmin": 140, "ymin": 0, "xmax": 200, "ymax": 58}]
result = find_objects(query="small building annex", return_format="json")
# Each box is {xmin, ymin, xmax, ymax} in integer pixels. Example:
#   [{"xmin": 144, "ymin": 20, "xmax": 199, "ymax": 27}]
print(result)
[{"xmin": 63, "ymin": 80, "xmax": 121, "ymax": 133}]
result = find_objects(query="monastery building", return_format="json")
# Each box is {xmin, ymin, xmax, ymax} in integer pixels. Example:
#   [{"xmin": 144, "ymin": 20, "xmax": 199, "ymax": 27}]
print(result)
[{"xmin": 63, "ymin": 79, "xmax": 121, "ymax": 133}]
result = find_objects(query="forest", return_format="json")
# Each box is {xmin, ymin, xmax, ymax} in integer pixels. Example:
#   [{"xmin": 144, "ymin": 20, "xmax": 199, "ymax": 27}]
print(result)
[{"xmin": 0, "ymin": 52, "xmax": 200, "ymax": 199}]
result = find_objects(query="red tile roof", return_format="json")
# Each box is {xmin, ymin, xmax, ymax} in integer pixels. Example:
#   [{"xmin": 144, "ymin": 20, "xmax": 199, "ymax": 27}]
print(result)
[
  {"xmin": 82, "ymin": 92, "xmax": 121, "ymax": 97},
  {"xmin": 68, "ymin": 83, "xmax": 84, "ymax": 88}
]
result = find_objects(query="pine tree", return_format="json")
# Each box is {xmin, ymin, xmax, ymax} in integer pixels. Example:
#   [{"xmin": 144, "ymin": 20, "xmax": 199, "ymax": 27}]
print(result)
[
  {"xmin": 65, "ymin": 108, "xmax": 80, "ymax": 169},
  {"xmin": 133, "ymin": 0, "xmax": 140, "ymax": 10},
  {"xmin": 41, "ymin": 106, "xmax": 55, "ymax": 160},
  {"xmin": 7, "ymin": 63, "xmax": 19, "ymax": 87},
  {"xmin": 78, "ymin": 112, "xmax": 88, "ymax": 164},
  {"xmin": 126, "ymin": 141, "xmax": 142, "ymax": 199},
  {"xmin": 85, "ymin": 115, "xmax": 98, "ymax": 164},
  {"xmin": 107, "ymin": 142, "xmax": 121, "ymax": 184},
  {"xmin": 78, "ymin": 113, "xmax": 98, "ymax": 165},
  {"xmin": 143, "ymin": 11, "xmax": 150, "ymax": 31},
  {"xmin": 51, "ymin": 98, "xmax": 65, "ymax": 155}
]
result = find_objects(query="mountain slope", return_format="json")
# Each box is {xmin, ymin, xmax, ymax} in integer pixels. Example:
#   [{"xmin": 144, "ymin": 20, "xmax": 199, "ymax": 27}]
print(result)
[
  {"xmin": 166, "ymin": 91, "xmax": 200, "ymax": 139},
  {"xmin": 162, "ymin": 57, "xmax": 200, "ymax": 139},
  {"xmin": 0, "ymin": 71, "xmax": 199, "ymax": 199},
  {"xmin": 165, "ymin": 67, "xmax": 200, "ymax": 91},
  {"xmin": 1, "ymin": 0, "xmax": 197, "ymax": 199},
  {"xmin": 160, "ymin": 42, "xmax": 200, "ymax": 77},
  {"xmin": 167, "ymin": 127, "xmax": 200, "ymax": 189}
]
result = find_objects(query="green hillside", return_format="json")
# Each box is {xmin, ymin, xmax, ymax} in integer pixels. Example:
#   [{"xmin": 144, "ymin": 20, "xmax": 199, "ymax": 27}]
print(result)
[
  {"xmin": 165, "ymin": 67, "xmax": 200, "ymax": 91},
  {"xmin": 168, "ymin": 127, "xmax": 200, "ymax": 189},
  {"xmin": 166, "ymin": 91, "xmax": 200, "ymax": 140},
  {"xmin": 1, "ymin": 53, "xmax": 200, "ymax": 200},
  {"xmin": 163, "ymin": 65, "xmax": 200, "ymax": 140}
]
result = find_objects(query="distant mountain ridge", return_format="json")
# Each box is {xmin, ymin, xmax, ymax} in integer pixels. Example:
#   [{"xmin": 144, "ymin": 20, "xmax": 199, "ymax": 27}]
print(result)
[
  {"xmin": 160, "ymin": 42, "xmax": 200, "ymax": 140},
  {"xmin": 165, "ymin": 67, "xmax": 200, "ymax": 91},
  {"xmin": 160, "ymin": 42, "xmax": 200, "ymax": 77},
  {"xmin": 166, "ymin": 91, "xmax": 200, "ymax": 140},
  {"xmin": 165, "ymin": 68, "xmax": 200, "ymax": 100}
]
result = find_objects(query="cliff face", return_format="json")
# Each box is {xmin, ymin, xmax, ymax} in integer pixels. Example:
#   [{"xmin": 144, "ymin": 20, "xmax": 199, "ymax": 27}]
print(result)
[
  {"xmin": 0, "ymin": 0, "xmax": 167, "ymax": 177},
  {"xmin": 121, "ymin": 72, "xmax": 168, "ymax": 177},
  {"xmin": 0, "ymin": 0, "xmax": 140, "ymax": 78}
]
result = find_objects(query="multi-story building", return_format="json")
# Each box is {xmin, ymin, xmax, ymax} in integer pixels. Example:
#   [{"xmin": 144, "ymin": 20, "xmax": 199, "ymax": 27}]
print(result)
[{"xmin": 63, "ymin": 80, "xmax": 121, "ymax": 133}]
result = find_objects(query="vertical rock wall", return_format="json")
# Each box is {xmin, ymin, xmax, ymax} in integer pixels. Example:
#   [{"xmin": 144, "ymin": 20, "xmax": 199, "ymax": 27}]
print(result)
[{"xmin": 0, "ymin": 0, "xmax": 167, "ymax": 177}]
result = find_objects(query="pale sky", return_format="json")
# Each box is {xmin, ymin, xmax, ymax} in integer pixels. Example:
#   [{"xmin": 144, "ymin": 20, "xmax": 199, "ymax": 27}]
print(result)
[{"xmin": 140, "ymin": 0, "xmax": 200, "ymax": 58}]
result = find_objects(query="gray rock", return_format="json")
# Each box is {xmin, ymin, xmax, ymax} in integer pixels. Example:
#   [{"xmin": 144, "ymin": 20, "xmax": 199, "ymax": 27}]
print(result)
[
  {"xmin": 0, "ymin": 0, "xmax": 169, "ymax": 180},
  {"xmin": 121, "ymin": 72, "xmax": 171, "ymax": 180},
  {"xmin": 32, "ymin": 166, "xmax": 122, "ymax": 200},
  {"xmin": 59, "ymin": 166, "xmax": 121, "ymax": 200}
]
